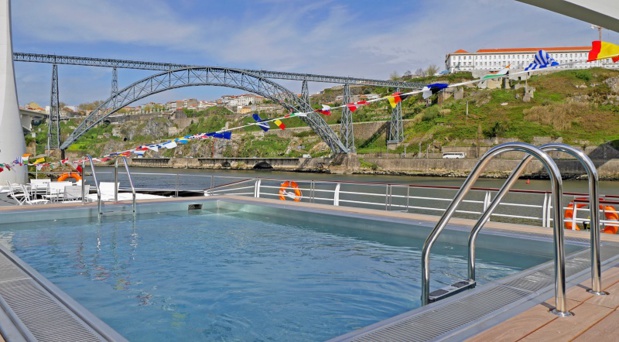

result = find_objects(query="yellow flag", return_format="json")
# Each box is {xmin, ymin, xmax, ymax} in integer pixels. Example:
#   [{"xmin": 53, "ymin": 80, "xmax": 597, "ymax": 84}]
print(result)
[
  {"xmin": 588, "ymin": 41, "xmax": 619, "ymax": 62},
  {"xmin": 32, "ymin": 158, "xmax": 46, "ymax": 165}
]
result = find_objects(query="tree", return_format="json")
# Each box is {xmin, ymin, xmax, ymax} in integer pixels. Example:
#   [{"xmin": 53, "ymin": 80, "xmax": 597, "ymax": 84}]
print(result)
[
  {"xmin": 389, "ymin": 71, "xmax": 400, "ymax": 80},
  {"xmin": 414, "ymin": 68, "xmax": 425, "ymax": 77},
  {"xmin": 425, "ymin": 64, "xmax": 439, "ymax": 76}
]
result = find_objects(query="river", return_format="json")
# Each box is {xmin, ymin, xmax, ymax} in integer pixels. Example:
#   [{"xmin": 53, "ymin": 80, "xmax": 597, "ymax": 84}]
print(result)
[{"xmin": 94, "ymin": 166, "xmax": 619, "ymax": 197}]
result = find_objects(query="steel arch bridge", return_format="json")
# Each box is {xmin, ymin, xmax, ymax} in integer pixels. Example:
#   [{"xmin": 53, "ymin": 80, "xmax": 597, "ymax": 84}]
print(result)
[{"xmin": 59, "ymin": 67, "xmax": 348, "ymax": 153}]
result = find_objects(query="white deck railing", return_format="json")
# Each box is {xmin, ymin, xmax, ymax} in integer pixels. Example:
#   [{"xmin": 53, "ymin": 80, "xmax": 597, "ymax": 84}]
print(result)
[{"xmin": 86, "ymin": 170, "xmax": 619, "ymax": 231}]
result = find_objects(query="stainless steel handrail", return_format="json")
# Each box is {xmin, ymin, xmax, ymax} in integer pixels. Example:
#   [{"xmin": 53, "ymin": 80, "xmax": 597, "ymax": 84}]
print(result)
[
  {"xmin": 420, "ymin": 142, "xmax": 571, "ymax": 316},
  {"xmin": 85, "ymin": 155, "xmax": 102, "ymax": 216},
  {"xmin": 114, "ymin": 157, "xmax": 137, "ymax": 214},
  {"xmin": 467, "ymin": 143, "xmax": 606, "ymax": 297}
]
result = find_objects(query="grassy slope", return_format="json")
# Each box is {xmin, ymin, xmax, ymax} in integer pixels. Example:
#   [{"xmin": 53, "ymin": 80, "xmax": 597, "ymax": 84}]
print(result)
[{"xmin": 40, "ymin": 68, "xmax": 619, "ymax": 158}]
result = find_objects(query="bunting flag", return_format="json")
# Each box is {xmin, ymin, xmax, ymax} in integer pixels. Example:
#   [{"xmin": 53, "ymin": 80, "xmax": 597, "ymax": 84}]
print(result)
[
  {"xmin": 133, "ymin": 150, "xmax": 145, "ymax": 157},
  {"xmin": 422, "ymin": 83, "xmax": 449, "ymax": 99},
  {"xmin": 175, "ymin": 137, "xmax": 189, "ymax": 144},
  {"xmin": 525, "ymin": 50, "xmax": 559, "ymax": 70},
  {"xmin": 206, "ymin": 131, "xmax": 232, "ymax": 140},
  {"xmin": 315, "ymin": 105, "xmax": 331, "ymax": 116},
  {"xmin": 292, "ymin": 112, "xmax": 307, "ymax": 117},
  {"xmin": 588, "ymin": 40, "xmax": 619, "ymax": 63},
  {"xmin": 162, "ymin": 141, "xmax": 178, "ymax": 149},
  {"xmin": 346, "ymin": 100, "xmax": 368, "ymax": 112},
  {"xmin": 252, "ymin": 113, "xmax": 270, "ymax": 132},
  {"xmin": 387, "ymin": 92, "xmax": 410, "ymax": 108},
  {"xmin": 32, "ymin": 157, "xmax": 45, "ymax": 165},
  {"xmin": 274, "ymin": 119, "xmax": 285, "ymax": 130},
  {"xmin": 482, "ymin": 64, "xmax": 510, "ymax": 80}
]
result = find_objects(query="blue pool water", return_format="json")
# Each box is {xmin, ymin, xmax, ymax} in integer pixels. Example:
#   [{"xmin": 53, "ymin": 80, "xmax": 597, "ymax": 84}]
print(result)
[{"xmin": 0, "ymin": 206, "xmax": 564, "ymax": 341}]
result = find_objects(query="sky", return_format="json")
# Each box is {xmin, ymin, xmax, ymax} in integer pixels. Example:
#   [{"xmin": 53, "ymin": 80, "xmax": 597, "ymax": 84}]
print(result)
[{"xmin": 9, "ymin": 0, "xmax": 619, "ymax": 107}]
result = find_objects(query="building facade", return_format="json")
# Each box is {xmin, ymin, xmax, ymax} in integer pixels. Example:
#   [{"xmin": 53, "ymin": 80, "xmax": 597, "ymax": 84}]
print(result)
[{"xmin": 445, "ymin": 46, "xmax": 619, "ymax": 73}]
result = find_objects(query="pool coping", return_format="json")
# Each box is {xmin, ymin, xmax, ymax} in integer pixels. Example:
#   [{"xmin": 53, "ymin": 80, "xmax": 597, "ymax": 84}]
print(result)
[{"xmin": 1, "ymin": 195, "xmax": 619, "ymax": 341}]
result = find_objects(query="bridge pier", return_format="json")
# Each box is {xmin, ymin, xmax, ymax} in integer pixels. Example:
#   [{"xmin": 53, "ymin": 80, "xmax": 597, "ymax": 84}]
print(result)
[{"xmin": 0, "ymin": 0, "xmax": 27, "ymax": 184}]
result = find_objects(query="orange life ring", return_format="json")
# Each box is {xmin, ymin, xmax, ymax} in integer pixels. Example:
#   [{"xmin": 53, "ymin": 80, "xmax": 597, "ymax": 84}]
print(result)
[
  {"xmin": 57, "ymin": 172, "xmax": 82, "ymax": 182},
  {"xmin": 279, "ymin": 181, "xmax": 302, "ymax": 202},
  {"xmin": 564, "ymin": 197, "xmax": 619, "ymax": 234}
]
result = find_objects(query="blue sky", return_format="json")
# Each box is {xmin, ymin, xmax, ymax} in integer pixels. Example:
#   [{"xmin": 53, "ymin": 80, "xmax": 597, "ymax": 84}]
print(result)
[{"xmin": 10, "ymin": 0, "xmax": 619, "ymax": 107}]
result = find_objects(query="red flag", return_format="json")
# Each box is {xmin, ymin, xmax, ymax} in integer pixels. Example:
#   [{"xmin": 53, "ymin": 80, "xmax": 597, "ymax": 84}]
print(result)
[
  {"xmin": 76, "ymin": 165, "xmax": 83, "ymax": 174},
  {"xmin": 274, "ymin": 119, "xmax": 286, "ymax": 130},
  {"xmin": 315, "ymin": 104, "xmax": 331, "ymax": 116},
  {"xmin": 346, "ymin": 100, "xmax": 367, "ymax": 112}
]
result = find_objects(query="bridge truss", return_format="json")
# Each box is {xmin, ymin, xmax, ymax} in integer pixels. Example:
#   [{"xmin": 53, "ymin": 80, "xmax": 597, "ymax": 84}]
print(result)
[
  {"xmin": 14, "ymin": 52, "xmax": 424, "ymax": 88},
  {"xmin": 60, "ymin": 67, "xmax": 348, "ymax": 153},
  {"xmin": 16, "ymin": 52, "xmax": 425, "ymax": 154}
]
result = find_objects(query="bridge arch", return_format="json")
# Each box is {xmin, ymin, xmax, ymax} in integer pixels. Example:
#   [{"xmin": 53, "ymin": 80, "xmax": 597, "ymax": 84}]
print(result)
[{"xmin": 60, "ymin": 67, "xmax": 347, "ymax": 153}]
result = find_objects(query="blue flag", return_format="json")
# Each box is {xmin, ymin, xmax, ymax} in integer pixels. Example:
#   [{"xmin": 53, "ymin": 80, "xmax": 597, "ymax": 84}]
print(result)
[
  {"xmin": 206, "ymin": 131, "xmax": 232, "ymax": 140},
  {"xmin": 525, "ymin": 50, "xmax": 559, "ymax": 71},
  {"xmin": 252, "ymin": 113, "xmax": 270, "ymax": 132},
  {"xmin": 422, "ymin": 83, "xmax": 449, "ymax": 99}
]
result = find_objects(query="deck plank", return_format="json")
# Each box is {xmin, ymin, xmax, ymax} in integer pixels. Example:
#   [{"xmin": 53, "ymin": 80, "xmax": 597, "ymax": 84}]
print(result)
[
  {"xmin": 465, "ymin": 302, "xmax": 559, "ymax": 341},
  {"xmin": 572, "ymin": 310, "xmax": 619, "ymax": 341},
  {"xmin": 519, "ymin": 302, "xmax": 612, "ymax": 341},
  {"xmin": 587, "ymin": 281, "xmax": 619, "ymax": 309}
]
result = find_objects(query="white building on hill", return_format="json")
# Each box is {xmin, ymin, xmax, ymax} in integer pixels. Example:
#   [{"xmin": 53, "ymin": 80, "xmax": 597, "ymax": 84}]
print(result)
[{"xmin": 445, "ymin": 46, "xmax": 619, "ymax": 73}]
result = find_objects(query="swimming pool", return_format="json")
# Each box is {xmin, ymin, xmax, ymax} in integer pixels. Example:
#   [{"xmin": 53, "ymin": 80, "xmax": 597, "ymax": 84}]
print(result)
[{"xmin": 0, "ymin": 199, "xmax": 586, "ymax": 341}]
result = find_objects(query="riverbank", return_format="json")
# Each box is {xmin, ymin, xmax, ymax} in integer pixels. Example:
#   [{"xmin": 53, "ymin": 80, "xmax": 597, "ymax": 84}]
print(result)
[{"xmin": 125, "ymin": 155, "xmax": 619, "ymax": 180}]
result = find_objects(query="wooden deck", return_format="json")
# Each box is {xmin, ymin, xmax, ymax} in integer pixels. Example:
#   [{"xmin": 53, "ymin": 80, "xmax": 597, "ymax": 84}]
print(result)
[{"xmin": 467, "ymin": 264, "xmax": 619, "ymax": 341}]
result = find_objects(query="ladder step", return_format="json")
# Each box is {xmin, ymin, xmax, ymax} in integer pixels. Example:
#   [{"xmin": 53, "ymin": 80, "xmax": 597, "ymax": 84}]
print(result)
[{"xmin": 428, "ymin": 279, "xmax": 476, "ymax": 303}]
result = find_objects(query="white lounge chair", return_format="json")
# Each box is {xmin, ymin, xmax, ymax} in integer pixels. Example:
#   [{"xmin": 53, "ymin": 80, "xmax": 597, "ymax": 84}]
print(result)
[
  {"xmin": 62, "ymin": 185, "xmax": 90, "ymax": 203},
  {"xmin": 19, "ymin": 185, "xmax": 49, "ymax": 205},
  {"xmin": 6, "ymin": 182, "xmax": 26, "ymax": 205}
]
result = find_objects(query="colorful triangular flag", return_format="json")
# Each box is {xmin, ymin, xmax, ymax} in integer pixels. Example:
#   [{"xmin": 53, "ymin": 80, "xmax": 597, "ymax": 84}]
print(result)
[
  {"xmin": 206, "ymin": 131, "xmax": 232, "ymax": 140},
  {"xmin": 315, "ymin": 105, "xmax": 331, "ymax": 116},
  {"xmin": 274, "ymin": 119, "xmax": 285, "ymax": 130},
  {"xmin": 482, "ymin": 64, "xmax": 510, "ymax": 80},
  {"xmin": 422, "ymin": 83, "xmax": 449, "ymax": 99},
  {"xmin": 525, "ymin": 50, "xmax": 559, "ymax": 71},
  {"xmin": 588, "ymin": 40, "xmax": 619, "ymax": 63},
  {"xmin": 252, "ymin": 113, "xmax": 270, "ymax": 132}
]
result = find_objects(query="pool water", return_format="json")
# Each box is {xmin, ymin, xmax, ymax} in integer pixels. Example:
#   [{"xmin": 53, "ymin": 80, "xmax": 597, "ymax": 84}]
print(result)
[{"xmin": 0, "ymin": 207, "xmax": 564, "ymax": 341}]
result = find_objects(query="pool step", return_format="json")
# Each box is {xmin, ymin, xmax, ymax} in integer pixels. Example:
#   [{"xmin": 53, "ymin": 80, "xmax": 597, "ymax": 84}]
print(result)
[{"xmin": 428, "ymin": 279, "xmax": 476, "ymax": 303}]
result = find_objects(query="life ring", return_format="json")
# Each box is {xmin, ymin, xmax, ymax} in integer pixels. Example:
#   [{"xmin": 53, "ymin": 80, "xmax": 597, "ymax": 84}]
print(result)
[
  {"xmin": 564, "ymin": 197, "xmax": 619, "ymax": 234},
  {"xmin": 279, "ymin": 181, "xmax": 302, "ymax": 202},
  {"xmin": 57, "ymin": 172, "xmax": 82, "ymax": 182}
]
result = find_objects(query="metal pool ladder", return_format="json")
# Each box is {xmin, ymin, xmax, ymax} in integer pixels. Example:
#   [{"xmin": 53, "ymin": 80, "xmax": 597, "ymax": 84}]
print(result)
[
  {"xmin": 420, "ymin": 142, "xmax": 607, "ymax": 317},
  {"xmin": 86, "ymin": 155, "xmax": 137, "ymax": 217}
]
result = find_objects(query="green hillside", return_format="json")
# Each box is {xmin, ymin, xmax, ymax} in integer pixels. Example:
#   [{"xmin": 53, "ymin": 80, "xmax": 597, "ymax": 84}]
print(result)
[{"xmin": 30, "ymin": 68, "xmax": 619, "ymax": 159}]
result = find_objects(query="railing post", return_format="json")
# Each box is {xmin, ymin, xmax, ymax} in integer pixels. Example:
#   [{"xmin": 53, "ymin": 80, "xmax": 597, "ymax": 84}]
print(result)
[
  {"xmin": 334, "ymin": 183, "xmax": 341, "ymax": 206},
  {"xmin": 541, "ymin": 193, "xmax": 547, "ymax": 228},
  {"xmin": 254, "ymin": 179, "xmax": 261, "ymax": 198}
]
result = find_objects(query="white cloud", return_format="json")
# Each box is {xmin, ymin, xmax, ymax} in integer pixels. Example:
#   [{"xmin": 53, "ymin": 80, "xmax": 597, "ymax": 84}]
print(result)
[
  {"xmin": 12, "ymin": 0, "xmax": 200, "ymax": 47},
  {"xmin": 11, "ymin": 0, "xmax": 619, "ymax": 106}
]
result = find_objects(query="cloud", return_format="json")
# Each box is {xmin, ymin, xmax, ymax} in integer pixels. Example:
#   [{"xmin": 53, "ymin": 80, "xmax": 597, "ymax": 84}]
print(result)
[
  {"xmin": 12, "ymin": 0, "xmax": 200, "ymax": 47},
  {"xmin": 11, "ymin": 0, "xmax": 616, "ymax": 106}
]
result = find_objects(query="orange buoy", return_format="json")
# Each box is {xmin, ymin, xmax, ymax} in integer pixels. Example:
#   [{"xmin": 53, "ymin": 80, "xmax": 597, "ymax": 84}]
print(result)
[
  {"xmin": 278, "ymin": 181, "xmax": 302, "ymax": 202},
  {"xmin": 564, "ymin": 197, "xmax": 619, "ymax": 234},
  {"xmin": 57, "ymin": 172, "xmax": 82, "ymax": 182}
]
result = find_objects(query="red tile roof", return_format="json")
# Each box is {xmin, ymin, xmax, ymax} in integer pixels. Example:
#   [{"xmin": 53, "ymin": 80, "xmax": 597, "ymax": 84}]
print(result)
[
  {"xmin": 453, "ymin": 49, "xmax": 469, "ymax": 53},
  {"xmin": 476, "ymin": 46, "xmax": 590, "ymax": 53}
]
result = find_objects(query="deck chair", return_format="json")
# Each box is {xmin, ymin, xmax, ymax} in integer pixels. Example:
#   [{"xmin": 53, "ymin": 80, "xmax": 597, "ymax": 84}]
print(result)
[
  {"xmin": 19, "ymin": 184, "xmax": 49, "ymax": 205},
  {"xmin": 62, "ymin": 185, "xmax": 90, "ymax": 202},
  {"xmin": 7, "ymin": 182, "xmax": 26, "ymax": 205}
]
